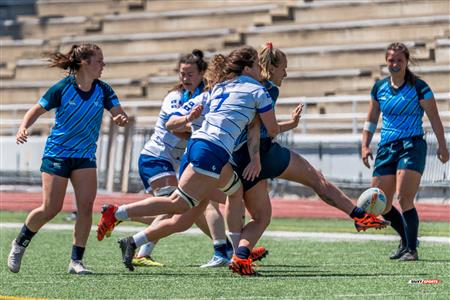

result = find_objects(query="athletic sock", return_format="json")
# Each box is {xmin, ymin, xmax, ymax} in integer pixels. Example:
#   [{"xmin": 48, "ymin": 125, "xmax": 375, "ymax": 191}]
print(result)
[
  {"xmin": 403, "ymin": 208, "xmax": 419, "ymax": 251},
  {"xmin": 383, "ymin": 206, "xmax": 408, "ymax": 247},
  {"xmin": 137, "ymin": 241, "xmax": 155, "ymax": 257},
  {"xmin": 132, "ymin": 231, "xmax": 149, "ymax": 248},
  {"xmin": 115, "ymin": 206, "xmax": 129, "ymax": 221},
  {"xmin": 225, "ymin": 237, "xmax": 234, "ymax": 257},
  {"xmin": 235, "ymin": 246, "xmax": 251, "ymax": 259},
  {"xmin": 227, "ymin": 232, "xmax": 241, "ymax": 253},
  {"xmin": 349, "ymin": 206, "xmax": 365, "ymax": 219},
  {"xmin": 213, "ymin": 239, "xmax": 228, "ymax": 258},
  {"xmin": 16, "ymin": 224, "xmax": 36, "ymax": 247},
  {"xmin": 71, "ymin": 245, "xmax": 86, "ymax": 261}
]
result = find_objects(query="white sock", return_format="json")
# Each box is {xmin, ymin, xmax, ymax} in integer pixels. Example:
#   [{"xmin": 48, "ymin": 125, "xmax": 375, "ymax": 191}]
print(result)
[
  {"xmin": 132, "ymin": 231, "xmax": 149, "ymax": 248},
  {"xmin": 227, "ymin": 232, "xmax": 241, "ymax": 252},
  {"xmin": 137, "ymin": 241, "xmax": 155, "ymax": 257},
  {"xmin": 213, "ymin": 239, "xmax": 227, "ymax": 246},
  {"xmin": 115, "ymin": 205, "xmax": 129, "ymax": 221}
]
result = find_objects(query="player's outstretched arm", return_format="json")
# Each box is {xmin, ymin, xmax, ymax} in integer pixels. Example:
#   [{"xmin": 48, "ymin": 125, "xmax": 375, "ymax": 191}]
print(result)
[{"xmin": 16, "ymin": 104, "xmax": 47, "ymax": 144}]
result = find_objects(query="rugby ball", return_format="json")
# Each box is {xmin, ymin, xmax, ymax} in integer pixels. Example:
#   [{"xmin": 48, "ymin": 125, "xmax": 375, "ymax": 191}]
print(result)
[{"xmin": 357, "ymin": 187, "xmax": 387, "ymax": 216}]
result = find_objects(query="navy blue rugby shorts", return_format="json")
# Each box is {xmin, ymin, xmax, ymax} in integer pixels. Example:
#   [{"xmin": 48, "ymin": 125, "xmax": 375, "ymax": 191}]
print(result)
[{"xmin": 232, "ymin": 138, "xmax": 291, "ymax": 191}]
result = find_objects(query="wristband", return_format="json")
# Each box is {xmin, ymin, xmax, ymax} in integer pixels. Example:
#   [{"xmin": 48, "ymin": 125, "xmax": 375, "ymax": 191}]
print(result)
[{"xmin": 363, "ymin": 121, "xmax": 377, "ymax": 133}]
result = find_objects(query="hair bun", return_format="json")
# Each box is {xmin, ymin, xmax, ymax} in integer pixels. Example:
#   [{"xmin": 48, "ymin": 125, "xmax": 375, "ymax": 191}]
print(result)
[{"xmin": 192, "ymin": 49, "xmax": 204, "ymax": 59}]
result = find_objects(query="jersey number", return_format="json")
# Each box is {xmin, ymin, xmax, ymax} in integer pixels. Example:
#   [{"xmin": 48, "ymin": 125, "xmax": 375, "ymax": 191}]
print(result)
[{"xmin": 213, "ymin": 92, "xmax": 230, "ymax": 112}]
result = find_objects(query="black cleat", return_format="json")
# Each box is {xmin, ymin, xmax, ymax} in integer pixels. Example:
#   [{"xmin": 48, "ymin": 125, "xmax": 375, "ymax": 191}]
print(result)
[
  {"xmin": 118, "ymin": 237, "xmax": 136, "ymax": 271},
  {"xmin": 399, "ymin": 249, "xmax": 419, "ymax": 261},
  {"xmin": 389, "ymin": 242, "xmax": 408, "ymax": 260}
]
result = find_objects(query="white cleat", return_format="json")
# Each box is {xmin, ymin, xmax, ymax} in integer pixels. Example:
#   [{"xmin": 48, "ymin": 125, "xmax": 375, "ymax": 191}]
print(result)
[
  {"xmin": 68, "ymin": 260, "xmax": 93, "ymax": 275},
  {"xmin": 8, "ymin": 240, "xmax": 26, "ymax": 273},
  {"xmin": 200, "ymin": 255, "xmax": 230, "ymax": 268}
]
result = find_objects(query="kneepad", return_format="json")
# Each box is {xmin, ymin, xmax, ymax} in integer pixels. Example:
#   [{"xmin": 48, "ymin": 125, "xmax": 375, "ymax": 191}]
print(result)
[
  {"xmin": 175, "ymin": 187, "xmax": 200, "ymax": 208},
  {"xmin": 219, "ymin": 171, "xmax": 241, "ymax": 196},
  {"xmin": 154, "ymin": 186, "xmax": 177, "ymax": 197}
]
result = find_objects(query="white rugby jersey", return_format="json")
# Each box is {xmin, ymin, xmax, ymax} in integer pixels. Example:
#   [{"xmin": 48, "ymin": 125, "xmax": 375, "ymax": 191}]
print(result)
[
  {"xmin": 141, "ymin": 90, "xmax": 188, "ymax": 165},
  {"xmin": 191, "ymin": 75, "xmax": 273, "ymax": 155},
  {"xmin": 169, "ymin": 90, "xmax": 210, "ymax": 132}
]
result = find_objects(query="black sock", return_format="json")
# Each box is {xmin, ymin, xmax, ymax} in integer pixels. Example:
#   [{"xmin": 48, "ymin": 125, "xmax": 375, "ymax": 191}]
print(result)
[
  {"xmin": 71, "ymin": 245, "xmax": 86, "ymax": 261},
  {"xmin": 16, "ymin": 225, "xmax": 36, "ymax": 247},
  {"xmin": 403, "ymin": 208, "xmax": 419, "ymax": 251},
  {"xmin": 236, "ymin": 246, "xmax": 251, "ymax": 259},
  {"xmin": 225, "ymin": 238, "xmax": 234, "ymax": 256},
  {"xmin": 349, "ymin": 206, "xmax": 365, "ymax": 219},
  {"xmin": 383, "ymin": 206, "xmax": 408, "ymax": 247},
  {"xmin": 213, "ymin": 243, "xmax": 228, "ymax": 258}
]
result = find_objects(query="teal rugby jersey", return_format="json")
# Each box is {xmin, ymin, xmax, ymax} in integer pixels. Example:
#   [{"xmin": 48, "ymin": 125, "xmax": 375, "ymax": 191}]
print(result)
[
  {"xmin": 38, "ymin": 76, "xmax": 120, "ymax": 158},
  {"xmin": 371, "ymin": 77, "xmax": 433, "ymax": 146},
  {"xmin": 234, "ymin": 80, "xmax": 279, "ymax": 150}
]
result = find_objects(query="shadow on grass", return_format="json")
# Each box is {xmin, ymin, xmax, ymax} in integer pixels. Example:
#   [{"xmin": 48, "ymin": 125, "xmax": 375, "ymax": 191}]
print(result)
[
  {"xmin": 261, "ymin": 264, "xmax": 315, "ymax": 268},
  {"xmin": 417, "ymin": 259, "xmax": 450, "ymax": 263},
  {"xmin": 258, "ymin": 271, "xmax": 431, "ymax": 278},
  {"xmin": 90, "ymin": 270, "xmax": 231, "ymax": 277}
]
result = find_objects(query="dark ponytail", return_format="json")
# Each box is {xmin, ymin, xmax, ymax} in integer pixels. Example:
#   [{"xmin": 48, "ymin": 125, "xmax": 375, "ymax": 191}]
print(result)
[
  {"xmin": 45, "ymin": 44, "xmax": 101, "ymax": 75},
  {"xmin": 178, "ymin": 49, "xmax": 208, "ymax": 73},
  {"xmin": 224, "ymin": 46, "xmax": 258, "ymax": 78},
  {"xmin": 171, "ymin": 49, "xmax": 208, "ymax": 91}
]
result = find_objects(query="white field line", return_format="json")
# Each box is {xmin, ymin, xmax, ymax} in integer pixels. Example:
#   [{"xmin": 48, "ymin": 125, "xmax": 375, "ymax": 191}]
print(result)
[{"xmin": 1, "ymin": 222, "xmax": 449, "ymax": 244}]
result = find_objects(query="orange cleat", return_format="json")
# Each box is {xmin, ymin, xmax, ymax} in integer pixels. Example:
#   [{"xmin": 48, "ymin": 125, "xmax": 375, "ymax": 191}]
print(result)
[
  {"xmin": 354, "ymin": 213, "xmax": 390, "ymax": 232},
  {"xmin": 250, "ymin": 247, "xmax": 268, "ymax": 262},
  {"xmin": 229, "ymin": 255, "xmax": 258, "ymax": 276},
  {"xmin": 97, "ymin": 204, "xmax": 119, "ymax": 241}
]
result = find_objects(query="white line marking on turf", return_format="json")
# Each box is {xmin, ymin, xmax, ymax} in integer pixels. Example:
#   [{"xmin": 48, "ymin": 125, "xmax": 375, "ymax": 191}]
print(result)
[{"xmin": 1, "ymin": 222, "xmax": 449, "ymax": 244}]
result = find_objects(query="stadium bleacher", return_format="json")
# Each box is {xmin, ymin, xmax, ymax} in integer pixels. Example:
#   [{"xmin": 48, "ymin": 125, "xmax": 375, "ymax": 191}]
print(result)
[
  {"xmin": 435, "ymin": 38, "xmax": 450, "ymax": 64},
  {"xmin": 0, "ymin": 0, "xmax": 449, "ymax": 185},
  {"xmin": 292, "ymin": 0, "xmax": 449, "ymax": 24},
  {"xmin": 101, "ymin": 4, "xmax": 276, "ymax": 34},
  {"xmin": 59, "ymin": 28, "xmax": 235, "ymax": 56},
  {"xmin": 244, "ymin": 15, "xmax": 450, "ymax": 48}
]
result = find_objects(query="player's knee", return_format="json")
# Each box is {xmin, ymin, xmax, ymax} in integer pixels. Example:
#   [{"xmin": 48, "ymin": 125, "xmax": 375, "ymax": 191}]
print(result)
[
  {"xmin": 170, "ymin": 196, "xmax": 191, "ymax": 214},
  {"xmin": 76, "ymin": 206, "xmax": 93, "ymax": 219},
  {"xmin": 41, "ymin": 205, "xmax": 62, "ymax": 220},
  {"xmin": 174, "ymin": 187, "xmax": 201, "ymax": 211},
  {"xmin": 397, "ymin": 194, "xmax": 415, "ymax": 211},
  {"xmin": 249, "ymin": 206, "xmax": 271, "ymax": 227}
]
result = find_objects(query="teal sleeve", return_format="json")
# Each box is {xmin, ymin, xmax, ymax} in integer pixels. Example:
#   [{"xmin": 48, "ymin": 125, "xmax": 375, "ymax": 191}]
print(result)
[
  {"xmin": 99, "ymin": 81, "xmax": 120, "ymax": 110},
  {"xmin": 370, "ymin": 80, "xmax": 382, "ymax": 102},
  {"xmin": 415, "ymin": 79, "xmax": 434, "ymax": 101},
  {"xmin": 38, "ymin": 80, "xmax": 65, "ymax": 110}
]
